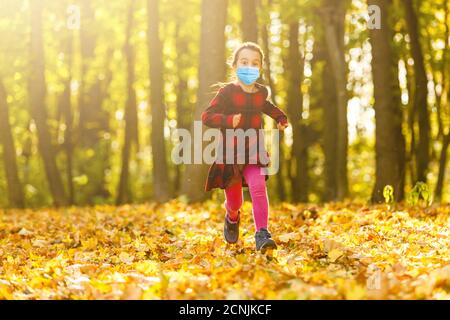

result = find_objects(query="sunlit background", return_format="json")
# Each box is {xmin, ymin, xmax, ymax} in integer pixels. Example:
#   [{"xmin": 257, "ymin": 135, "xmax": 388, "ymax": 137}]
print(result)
[{"xmin": 0, "ymin": 0, "xmax": 448, "ymax": 207}]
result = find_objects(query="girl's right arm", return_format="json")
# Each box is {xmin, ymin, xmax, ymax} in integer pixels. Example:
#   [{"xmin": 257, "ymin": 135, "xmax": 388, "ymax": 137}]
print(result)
[{"xmin": 201, "ymin": 87, "xmax": 238, "ymax": 129}]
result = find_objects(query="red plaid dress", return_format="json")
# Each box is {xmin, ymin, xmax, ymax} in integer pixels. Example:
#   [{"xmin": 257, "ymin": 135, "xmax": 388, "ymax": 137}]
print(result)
[{"xmin": 201, "ymin": 82, "xmax": 288, "ymax": 191}]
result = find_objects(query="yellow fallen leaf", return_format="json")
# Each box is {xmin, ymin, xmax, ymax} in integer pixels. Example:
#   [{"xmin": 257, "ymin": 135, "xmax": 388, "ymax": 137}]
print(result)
[
  {"xmin": 328, "ymin": 249, "xmax": 344, "ymax": 262},
  {"xmin": 345, "ymin": 284, "xmax": 366, "ymax": 300},
  {"xmin": 18, "ymin": 228, "xmax": 33, "ymax": 236},
  {"xmin": 119, "ymin": 252, "xmax": 134, "ymax": 264},
  {"xmin": 2, "ymin": 201, "xmax": 450, "ymax": 300},
  {"xmin": 278, "ymin": 232, "xmax": 299, "ymax": 243},
  {"xmin": 322, "ymin": 239, "xmax": 343, "ymax": 253},
  {"xmin": 32, "ymin": 239, "xmax": 49, "ymax": 248},
  {"xmin": 122, "ymin": 284, "xmax": 143, "ymax": 300},
  {"xmin": 81, "ymin": 237, "xmax": 98, "ymax": 250}
]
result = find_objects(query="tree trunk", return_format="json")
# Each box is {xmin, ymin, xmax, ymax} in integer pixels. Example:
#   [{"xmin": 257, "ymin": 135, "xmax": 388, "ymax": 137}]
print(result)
[
  {"xmin": 241, "ymin": 0, "xmax": 258, "ymax": 42},
  {"xmin": 180, "ymin": 0, "xmax": 228, "ymax": 203},
  {"xmin": 78, "ymin": 0, "xmax": 99, "ymax": 146},
  {"xmin": 434, "ymin": 0, "xmax": 449, "ymax": 201},
  {"xmin": 391, "ymin": 39, "xmax": 407, "ymax": 201},
  {"xmin": 285, "ymin": 21, "xmax": 308, "ymax": 203},
  {"xmin": 322, "ymin": 84, "xmax": 339, "ymax": 201},
  {"xmin": 148, "ymin": 0, "xmax": 171, "ymax": 202},
  {"xmin": 368, "ymin": 0, "xmax": 406, "ymax": 202},
  {"xmin": 320, "ymin": 40, "xmax": 339, "ymax": 201},
  {"xmin": 78, "ymin": 0, "xmax": 111, "ymax": 204},
  {"xmin": 321, "ymin": 0, "xmax": 349, "ymax": 200},
  {"xmin": 434, "ymin": 133, "xmax": 450, "ymax": 200},
  {"xmin": 405, "ymin": 53, "xmax": 417, "ymax": 187},
  {"xmin": 117, "ymin": 0, "xmax": 138, "ymax": 205},
  {"xmin": 29, "ymin": 0, "xmax": 68, "ymax": 206},
  {"xmin": 261, "ymin": 6, "xmax": 287, "ymax": 201},
  {"xmin": 60, "ymin": 26, "xmax": 74, "ymax": 205},
  {"xmin": 404, "ymin": 0, "xmax": 430, "ymax": 184},
  {"xmin": 0, "ymin": 80, "xmax": 25, "ymax": 208},
  {"xmin": 174, "ymin": 21, "xmax": 193, "ymax": 196}
]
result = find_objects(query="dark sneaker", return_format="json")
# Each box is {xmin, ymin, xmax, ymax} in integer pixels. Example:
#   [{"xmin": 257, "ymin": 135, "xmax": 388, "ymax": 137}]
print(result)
[
  {"xmin": 224, "ymin": 211, "xmax": 240, "ymax": 244},
  {"xmin": 255, "ymin": 228, "xmax": 277, "ymax": 251}
]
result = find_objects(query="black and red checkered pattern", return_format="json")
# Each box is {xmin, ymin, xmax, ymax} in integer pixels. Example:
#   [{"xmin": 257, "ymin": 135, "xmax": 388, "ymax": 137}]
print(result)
[{"xmin": 201, "ymin": 82, "xmax": 288, "ymax": 191}]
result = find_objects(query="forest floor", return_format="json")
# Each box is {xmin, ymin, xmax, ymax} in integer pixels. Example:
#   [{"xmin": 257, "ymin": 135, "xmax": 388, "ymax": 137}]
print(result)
[{"xmin": 0, "ymin": 200, "xmax": 450, "ymax": 299}]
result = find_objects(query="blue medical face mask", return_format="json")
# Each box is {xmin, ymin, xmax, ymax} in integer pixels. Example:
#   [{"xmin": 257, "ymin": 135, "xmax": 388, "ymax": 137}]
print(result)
[{"xmin": 236, "ymin": 66, "xmax": 260, "ymax": 85}]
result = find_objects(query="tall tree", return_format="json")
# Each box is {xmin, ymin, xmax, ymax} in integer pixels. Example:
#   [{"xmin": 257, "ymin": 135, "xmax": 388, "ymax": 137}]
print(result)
[
  {"xmin": 320, "ymin": 0, "xmax": 349, "ymax": 200},
  {"xmin": 241, "ymin": 0, "xmax": 258, "ymax": 42},
  {"xmin": 436, "ymin": 132, "xmax": 450, "ymax": 200},
  {"xmin": 368, "ymin": 0, "xmax": 406, "ymax": 202},
  {"xmin": 117, "ymin": 0, "xmax": 139, "ymax": 205},
  {"xmin": 59, "ymin": 14, "xmax": 75, "ymax": 205},
  {"xmin": 0, "ymin": 80, "xmax": 25, "ymax": 208},
  {"xmin": 173, "ymin": 14, "xmax": 194, "ymax": 196},
  {"xmin": 404, "ymin": 38, "xmax": 417, "ymax": 186},
  {"xmin": 78, "ymin": 0, "xmax": 112, "ymax": 203},
  {"xmin": 396, "ymin": 22, "xmax": 415, "ymax": 189},
  {"xmin": 29, "ymin": 0, "xmax": 68, "ymax": 206},
  {"xmin": 316, "ymin": 32, "xmax": 339, "ymax": 201},
  {"xmin": 78, "ymin": 0, "xmax": 96, "ymax": 147},
  {"xmin": 260, "ymin": 0, "xmax": 287, "ymax": 201},
  {"xmin": 310, "ymin": 22, "xmax": 343, "ymax": 201},
  {"xmin": 435, "ymin": 0, "xmax": 450, "ymax": 201},
  {"xmin": 180, "ymin": 0, "xmax": 228, "ymax": 203},
  {"xmin": 148, "ymin": 0, "xmax": 171, "ymax": 202},
  {"xmin": 284, "ymin": 21, "xmax": 308, "ymax": 202},
  {"xmin": 404, "ymin": 0, "xmax": 430, "ymax": 184}
]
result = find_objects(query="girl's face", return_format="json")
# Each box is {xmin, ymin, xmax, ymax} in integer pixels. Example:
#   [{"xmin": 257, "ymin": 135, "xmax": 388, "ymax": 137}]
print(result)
[{"xmin": 233, "ymin": 48, "xmax": 262, "ymax": 73}]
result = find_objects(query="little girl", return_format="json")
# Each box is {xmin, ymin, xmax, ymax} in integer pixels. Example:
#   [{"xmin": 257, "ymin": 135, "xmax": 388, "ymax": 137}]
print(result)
[{"xmin": 201, "ymin": 42, "xmax": 289, "ymax": 252}]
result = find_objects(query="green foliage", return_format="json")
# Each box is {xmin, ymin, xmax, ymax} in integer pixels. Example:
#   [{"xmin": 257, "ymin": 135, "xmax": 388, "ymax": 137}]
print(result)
[
  {"xmin": 407, "ymin": 182, "xmax": 432, "ymax": 207},
  {"xmin": 383, "ymin": 185, "xmax": 395, "ymax": 204}
]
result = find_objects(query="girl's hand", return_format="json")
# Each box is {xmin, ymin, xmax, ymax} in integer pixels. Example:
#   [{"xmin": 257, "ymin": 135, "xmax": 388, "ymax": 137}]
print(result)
[
  {"xmin": 233, "ymin": 114, "xmax": 242, "ymax": 128},
  {"xmin": 277, "ymin": 122, "xmax": 288, "ymax": 131}
]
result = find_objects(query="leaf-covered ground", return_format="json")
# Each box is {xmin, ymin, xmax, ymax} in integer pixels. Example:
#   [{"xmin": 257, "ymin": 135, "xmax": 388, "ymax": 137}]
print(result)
[{"xmin": 0, "ymin": 200, "xmax": 449, "ymax": 299}]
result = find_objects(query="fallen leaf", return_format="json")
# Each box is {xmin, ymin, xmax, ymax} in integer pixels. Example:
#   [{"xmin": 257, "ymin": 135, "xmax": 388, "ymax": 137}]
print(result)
[
  {"xmin": 278, "ymin": 232, "xmax": 299, "ymax": 243},
  {"xmin": 328, "ymin": 249, "xmax": 345, "ymax": 263}
]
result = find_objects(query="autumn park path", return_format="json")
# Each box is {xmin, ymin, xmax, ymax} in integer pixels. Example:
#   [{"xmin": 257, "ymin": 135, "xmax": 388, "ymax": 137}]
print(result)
[{"xmin": 0, "ymin": 200, "xmax": 449, "ymax": 299}]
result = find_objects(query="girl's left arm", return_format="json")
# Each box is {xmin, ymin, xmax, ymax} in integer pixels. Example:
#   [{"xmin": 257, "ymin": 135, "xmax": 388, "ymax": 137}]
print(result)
[{"xmin": 262, "ymin": 99, "xmax": 288, "ymax": 126}]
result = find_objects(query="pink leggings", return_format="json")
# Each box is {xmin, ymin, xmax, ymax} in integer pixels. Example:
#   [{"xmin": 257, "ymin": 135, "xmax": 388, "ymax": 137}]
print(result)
[{"xmin": 224, "ymin": 164, "xmax": 269, "ymax": 231}]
